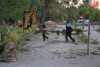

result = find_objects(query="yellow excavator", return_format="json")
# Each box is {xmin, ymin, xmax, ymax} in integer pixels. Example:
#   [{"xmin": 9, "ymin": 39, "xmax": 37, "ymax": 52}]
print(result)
[{"xmin": 18, "ymin": 9, "xmax": 38, "ymax": 30}]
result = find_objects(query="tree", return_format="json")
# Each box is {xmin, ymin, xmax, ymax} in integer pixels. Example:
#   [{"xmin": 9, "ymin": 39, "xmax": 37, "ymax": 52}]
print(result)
[
  {"xmin": 39, "ymin": 0, "xmax": 70, "ymax": 23},
  {"xmin": 46, "ymin": 1, "xmax": 67, "ymax": 22},
  {"xmin": 40, "ymin": 0, "xmax": 51, "ymax": 24},
  {"xmin": 78, "ymin": 5, "xmax": 100, "ymax": 22},
  {"xmin": 1, "ymin": 0, "xmax": 100, "ymax": 25},
  {"xmin": 0, "ymin": 0, "xmax": 31, "ymax": 22},
  {"xmin": 30, "ymin": 0, "xmax": 46, "ymax": 21}
]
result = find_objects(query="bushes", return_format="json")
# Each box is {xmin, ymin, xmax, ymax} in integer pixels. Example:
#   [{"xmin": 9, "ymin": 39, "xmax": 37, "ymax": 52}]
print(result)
[
  {"xmin": 0, "ymin": 25, "xmax": 10, "ymax": 50},
  {"xmin": 0, "ymin": 25, "xmax": 37, "ymax": 50},
  {"xmin": 0, "ymin": 25, "xmax": 9, "ymax": 41},
  {"xmin": 96, "ymin": 27, "xmax": 100, "ymax": 33},
  {"xmin": 55, "ymin": 30, "xmax": 60, "ymax": 35},
  {"xmin": 61, "ymin": 29, "xmax": 66, "ymax": 35},
  {"xmin": 73, "ymin": 28, "xmax": 83, "ymax": 35}
]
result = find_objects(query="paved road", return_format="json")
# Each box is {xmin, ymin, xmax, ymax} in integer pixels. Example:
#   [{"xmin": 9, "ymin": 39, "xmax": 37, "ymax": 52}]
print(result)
[
  {"xmin": 0, "ymin": 25, "xmax": 100, "ymax": 67},
  {"xmin": 84, "ymin": 25, "xmax": 100, "ymax": 42}
]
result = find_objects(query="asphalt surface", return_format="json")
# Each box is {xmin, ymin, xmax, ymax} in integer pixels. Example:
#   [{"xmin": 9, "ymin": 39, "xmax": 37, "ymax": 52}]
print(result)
[{"xmin": 0, "ymin": 25, "xmax": 100, "ymax": 67}]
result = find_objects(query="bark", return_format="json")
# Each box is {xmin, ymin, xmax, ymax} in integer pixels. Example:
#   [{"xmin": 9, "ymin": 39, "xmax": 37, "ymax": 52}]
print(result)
[
  {"xmin": 0, "ymin": 41, "xmax": 17, "ymax": 62},
  {"xmin": 40, "ymin": 0, "xmax": 51, "ymax": 24}
]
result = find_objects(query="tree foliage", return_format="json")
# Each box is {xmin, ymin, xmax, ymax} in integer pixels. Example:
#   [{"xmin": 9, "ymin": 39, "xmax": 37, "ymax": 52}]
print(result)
[
  {"xmin": 0, "ymin": 0, "xmax": 31, "ymax": 21},
  {"xmin": 29, "ymin": 0, "xmax": 45, "ymax": 19},
  {"xmin": 78, "ymin": 4, "xmax": 100, "ymax": 22},
  {"xmin": 0, "ymin": 0, "xmax": 100, "ymax": 24},
  {"xmin": 46, "ymin": 1, "xmax": 67, "ymax": 22}
]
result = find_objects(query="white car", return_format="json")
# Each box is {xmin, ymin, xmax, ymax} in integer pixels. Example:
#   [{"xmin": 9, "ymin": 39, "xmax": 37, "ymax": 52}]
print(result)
[{"xmin": 76, "ymin": 19, "xmax": 89, "ymax": 26}]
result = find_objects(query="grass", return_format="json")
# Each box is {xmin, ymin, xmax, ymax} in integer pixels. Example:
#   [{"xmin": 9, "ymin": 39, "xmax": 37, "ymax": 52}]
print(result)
[
  {"xmin": 24, "ymin": 38, "xmax": 31, "ymax": 41},
  {"xmin": 91, "ymin": 39, "xmax": 98, "ymax": 45},
  {"xmin": 50, "ymin": 36, "xmax": 60, "ymax": 44},
  {"xmin": 15, "ymin": 45, "xmax": 29, "ymax": 51},
  {"xmin": 98, "ymin": 47, "xmax": 100, "ymax": 50},
  {"xmin": 75, "ymin": 42, "xmax": 78, "ymax": 45}
]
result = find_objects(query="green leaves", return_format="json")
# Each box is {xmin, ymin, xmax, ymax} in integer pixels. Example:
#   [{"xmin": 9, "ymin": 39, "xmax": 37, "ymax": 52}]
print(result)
[
  {"xmin": 45, "ymin": 1, "xmax": 67, "ymax": 22},
  {"xmin": 0, "ymin": 0, "xmax": 100, "ymax": 23},
  {"xmin": 0, "ymin": 0, "xmax": 31, "ymax": 20},
  {"xmin": 0, "ymin": 25, "xmax": 37, "ymax": 50},
  {"xmin": 0, "ymin": 25, "xmax": 8, "ymax": 36}
]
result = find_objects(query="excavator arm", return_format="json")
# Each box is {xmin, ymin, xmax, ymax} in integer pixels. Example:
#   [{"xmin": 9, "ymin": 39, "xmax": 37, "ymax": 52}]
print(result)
[
  {"xmin": 32, "ymin": 10, "xmax": 37, "ymax": 25},
  {"xmin": 23, "ymin": 11, "xmax": 33, "ymax": 29},
  {"xmin": 18, "ymin": 9, "xmax": 38, "ymax": 30}
]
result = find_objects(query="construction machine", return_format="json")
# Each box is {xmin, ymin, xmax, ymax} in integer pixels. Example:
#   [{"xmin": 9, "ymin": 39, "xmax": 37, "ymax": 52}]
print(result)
[{"xmin": 18, "ymin": 9, "xmax": 38, "ymax": 30}]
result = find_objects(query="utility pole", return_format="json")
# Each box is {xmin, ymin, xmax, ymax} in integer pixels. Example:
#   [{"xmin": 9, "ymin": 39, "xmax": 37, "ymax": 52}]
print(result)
[{"xmin": 87, "ymin": 21, "xmax": 90, "ymax": 55}]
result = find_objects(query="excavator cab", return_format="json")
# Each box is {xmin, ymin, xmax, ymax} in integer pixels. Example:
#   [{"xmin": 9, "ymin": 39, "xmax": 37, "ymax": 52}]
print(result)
[{"xmin": 18, "ymin": 9, "xmax": 38, "ymax": 30}]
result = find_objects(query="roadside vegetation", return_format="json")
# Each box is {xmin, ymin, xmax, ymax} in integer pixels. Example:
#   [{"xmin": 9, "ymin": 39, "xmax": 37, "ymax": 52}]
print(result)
[{"xmin": 0, "ymin": 25, "xmax": 37, "ymax": 51}]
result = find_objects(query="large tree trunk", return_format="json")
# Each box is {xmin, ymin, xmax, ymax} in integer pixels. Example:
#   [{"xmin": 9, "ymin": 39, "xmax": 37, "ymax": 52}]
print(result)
[
  {"xmin": 40, "ymin": 0, "xmax": 50, "ymax": 24},
  {"xmin": 0, "ymin": 41, "xmax": 17, "ymax": 62}
]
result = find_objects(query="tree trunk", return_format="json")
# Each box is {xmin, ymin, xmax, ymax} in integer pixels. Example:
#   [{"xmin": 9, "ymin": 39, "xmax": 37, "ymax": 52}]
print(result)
[{"xmin": 40, "ymin": 0, "xmax": 50, "ymax": 24}]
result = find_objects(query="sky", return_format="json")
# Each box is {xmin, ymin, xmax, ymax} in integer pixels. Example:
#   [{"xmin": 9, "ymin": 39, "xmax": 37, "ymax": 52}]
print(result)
[{"xmin": 59, "ymin": 0, "xmax": 100, "ymax": 9}]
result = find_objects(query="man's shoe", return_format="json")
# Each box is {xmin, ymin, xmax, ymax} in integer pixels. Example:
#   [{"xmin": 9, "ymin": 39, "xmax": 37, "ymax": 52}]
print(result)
[{"xmin": 43, "ymin": 40, "xmax": 45, "ymax": 41}]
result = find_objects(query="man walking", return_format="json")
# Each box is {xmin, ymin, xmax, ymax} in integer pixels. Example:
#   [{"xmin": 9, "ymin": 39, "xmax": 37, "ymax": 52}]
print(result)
[
  {"xmin": 66, "ymin": 21, "xmax": 75, "ymax": 43},
  {"xmin": 40, "ymin": 24, "xmax": 48, "ymax": 41}
]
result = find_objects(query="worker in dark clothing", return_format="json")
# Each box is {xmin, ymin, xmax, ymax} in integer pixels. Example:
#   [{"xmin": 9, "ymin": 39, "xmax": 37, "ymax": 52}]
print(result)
[
  {"xmin": 41, "ymin": 24, "xmax": 48, "ymax": 41},
  {"xmin": 66, "ymin": 21, "xmax": 75, "ymax": 43}
]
